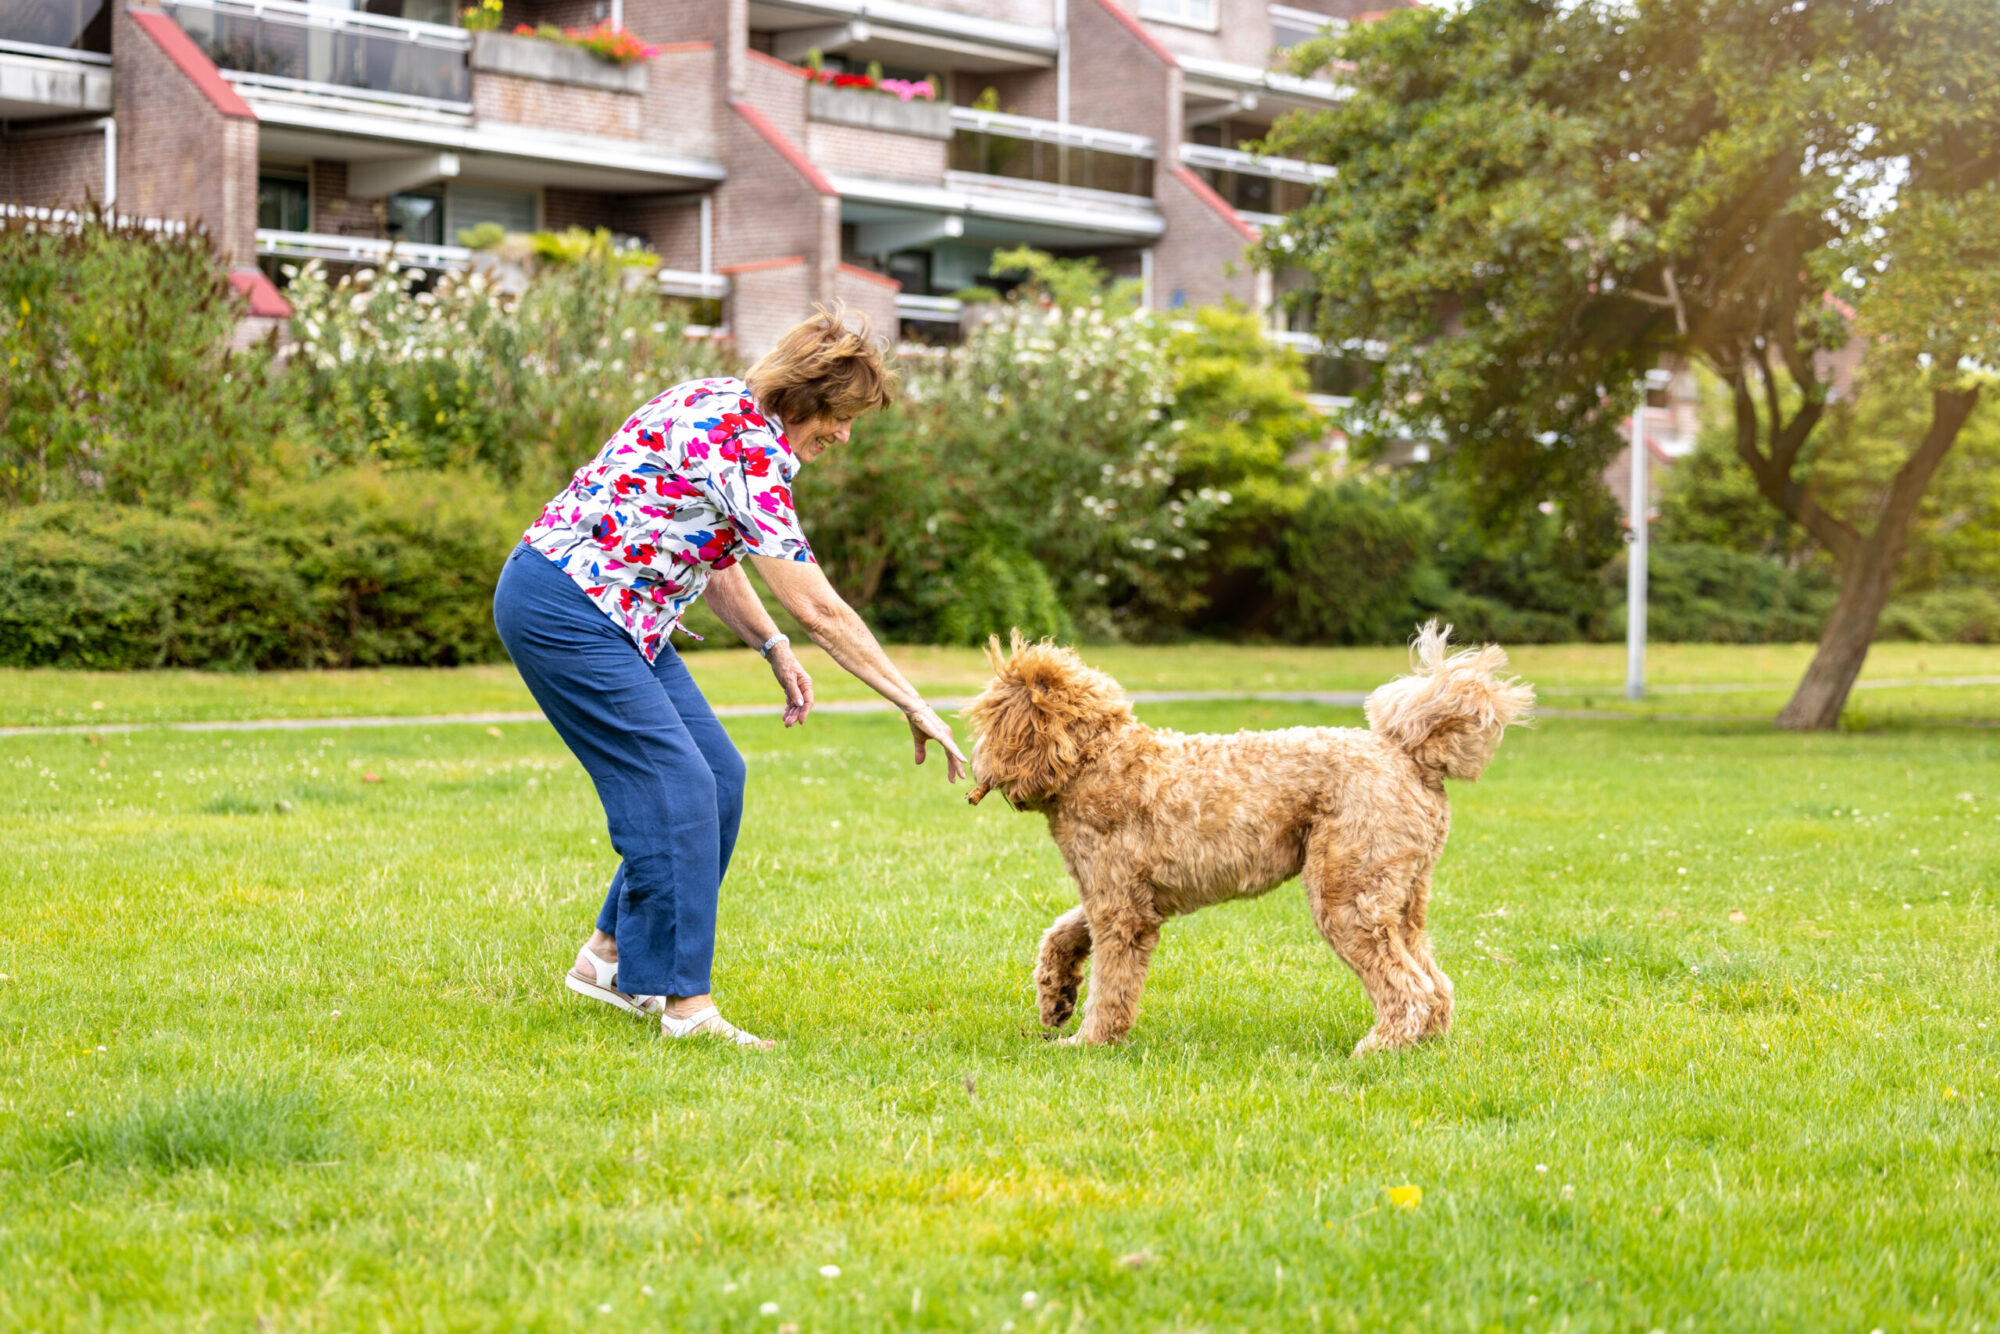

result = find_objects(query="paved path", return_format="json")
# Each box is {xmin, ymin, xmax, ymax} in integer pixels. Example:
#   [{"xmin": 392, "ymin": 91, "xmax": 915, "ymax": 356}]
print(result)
[{"xmin": 2, "ymin": 677, "xmax": 1994, "ymax": 739}]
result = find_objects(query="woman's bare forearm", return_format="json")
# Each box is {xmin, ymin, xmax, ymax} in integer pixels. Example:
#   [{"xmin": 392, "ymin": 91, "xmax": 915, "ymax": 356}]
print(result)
[
  {"xmin": 702, "ymin": 565, "xmax": 782, "ymax": 648},
  {"xmin": 751, "ymin": 557, "xmax": 923, "ymax": 710}
]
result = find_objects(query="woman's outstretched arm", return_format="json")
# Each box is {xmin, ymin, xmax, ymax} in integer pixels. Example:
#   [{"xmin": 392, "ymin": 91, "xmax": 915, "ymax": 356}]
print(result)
[{"xmin": 750, "ymin": 556, "xmax": 968, "ymax": 782}]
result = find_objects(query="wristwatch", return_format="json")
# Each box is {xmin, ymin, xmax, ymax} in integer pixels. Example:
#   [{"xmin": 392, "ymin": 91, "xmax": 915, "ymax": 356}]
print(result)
[{"xmin": 758, "ymin": 632, "xmax": 790, "ymax": 660}]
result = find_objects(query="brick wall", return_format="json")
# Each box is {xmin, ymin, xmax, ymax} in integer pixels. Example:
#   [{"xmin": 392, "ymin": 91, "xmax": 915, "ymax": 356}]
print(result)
[
  {"xmin": 834, "ymin": 263, "xmax": 900, "ymax": 343},
  {"xmin": 115, "ymin": 4, "xmax": 258, "ymax": 262},
  {"xmin": 715, "ymin": 95, "xmax": 839, "ymax": 334},
  {"xmin": 474, "ymin": 71, "xmax": 647, "ymax": 140},
  {"xmin": 644, "ymin": 45, "xmax": 718, "ymax": 159},
  {"xmin": 804, "ymin": 122, "xmax": 946, "ymax": 182},
  {"xmin": 723, "ymin": 258, "xmax": 812, "ymax": 361},
  {"xmin": 1150, "ymin": 167, "xmax": 1259, "ymax": 310},
  {"xmin": 1067, "ymin": 0, "xmax": 1178, "ymax": 144},
  {"xmin": 543, "ymin": 187, "xmax": 615, "ymax": 232},
  {"xmin": 310, "ymin": 160, "xmax": 386, "ymax": 238},
  {"xmin": 615, "ymin": 196, "xmax": 703, "ymax": 269},
  {"xmin": 739, "ymin": 51, "xmax": 809, "ymax": 140},
  {"xmin": 957, "ymin": 68, "xmax": 1058, "ymax": 119},
  {"xmin": 2, "ymin": 131, "xmax": 108, "ymax": 209}
]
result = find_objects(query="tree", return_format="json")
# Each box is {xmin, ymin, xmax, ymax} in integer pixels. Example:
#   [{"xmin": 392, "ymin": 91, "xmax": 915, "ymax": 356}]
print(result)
[{"xmin": 1266, "ymin": 0, "xmax": 2000, "ymax": 727}]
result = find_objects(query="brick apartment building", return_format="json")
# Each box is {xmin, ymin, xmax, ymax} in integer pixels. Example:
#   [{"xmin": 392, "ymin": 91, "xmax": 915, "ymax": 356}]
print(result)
[{"xmin": 2, "ymin": 0, "xmax": 1401, "ymax": 354}]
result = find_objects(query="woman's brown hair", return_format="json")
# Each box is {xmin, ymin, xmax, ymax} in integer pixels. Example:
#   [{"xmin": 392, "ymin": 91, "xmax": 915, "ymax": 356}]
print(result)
[{"xmin": 744, "ymin": 302, "xmax": 898, "ymax": 430}]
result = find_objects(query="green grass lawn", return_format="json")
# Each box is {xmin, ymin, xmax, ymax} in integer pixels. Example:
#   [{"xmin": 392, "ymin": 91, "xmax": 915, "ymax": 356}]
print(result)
[
  {"xmin": 3, "ymin": 650, "xmax": 1998, "ymax": 1330},
  {"xmin": 4, "ymin": 640, "xmax": 1997, "ymax": 729}
]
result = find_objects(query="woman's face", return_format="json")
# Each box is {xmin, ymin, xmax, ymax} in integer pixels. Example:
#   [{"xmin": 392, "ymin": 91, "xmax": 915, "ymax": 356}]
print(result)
[{"xmin": 791, "ymin": 413, "xmax": 855, "ymax": 464}]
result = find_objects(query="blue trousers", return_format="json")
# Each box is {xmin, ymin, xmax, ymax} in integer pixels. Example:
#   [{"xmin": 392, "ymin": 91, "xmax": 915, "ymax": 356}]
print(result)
[{"xmin": 492, "ymin": 544, "xmax": 745, "ymax": 997}]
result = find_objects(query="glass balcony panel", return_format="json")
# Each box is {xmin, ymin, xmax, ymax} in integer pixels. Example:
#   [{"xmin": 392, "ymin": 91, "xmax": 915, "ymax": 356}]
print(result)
[
  {"xmin": 162, "ymin": 1, "xmax": 470, "ymax": 105},
  {"xmin": 3, "ymin": 0, "xmax": 111, "ymax": 53},
  {"xmin": 950, "ymin": 130, "xmax": 1153, "ymax": 199}
]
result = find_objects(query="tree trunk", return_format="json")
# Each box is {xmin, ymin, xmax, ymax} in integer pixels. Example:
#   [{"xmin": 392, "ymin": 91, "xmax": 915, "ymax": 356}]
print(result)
[
  {"xmin": 1773, "ymin": 386, "xmax": 1981, "ymax": 731},
  {"xmin": 1774, "ymin": 552, "xmax": 1897, "ymax": 730}
]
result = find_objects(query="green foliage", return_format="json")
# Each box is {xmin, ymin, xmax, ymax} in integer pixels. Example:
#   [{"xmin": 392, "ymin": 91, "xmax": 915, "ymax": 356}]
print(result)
[
  {"xmin": 932, "ymin": 543, "xmax": 1074, "ymax": 646},
  {"xmin": 0, "ymin": 469, "xmax": 524, "ymax": 669},
  {"xmin": 0, "ymin": 216, "xmax": 278, "ymax": 507},
  {"xmin": 455, "ymin": 221, "xmax": 507, "ymax": 250},
  {"xmin": 1268, "ymin": 480, "xmax": 1435, "ymax": 644},
  {"xmin": 987, "ymin": 246, "xmax": 1141, "ymax": 313},
  {"xmin": 278, "ymin": 253, "xmax": 722, "ymax": 485}
]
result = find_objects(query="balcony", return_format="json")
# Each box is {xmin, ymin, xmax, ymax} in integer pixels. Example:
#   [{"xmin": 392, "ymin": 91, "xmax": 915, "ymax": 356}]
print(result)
[
  {"xmin": 256, "ymin": 228, "xmax": 730, "ymax": 299},
  {"xmin": 1, "ymin": 0, "xmax": 110, "ymax": 59},
  {"xmin": 948, "ymin": 108, "xmax": 1154, "ymax": 200},
  {"xmin": 1179, "ymin": 142, "xmax": 1334, "ymax": 226},
  {"xmin": 162, "ymin": 0, "xmax": 471, "ymax": 111}
]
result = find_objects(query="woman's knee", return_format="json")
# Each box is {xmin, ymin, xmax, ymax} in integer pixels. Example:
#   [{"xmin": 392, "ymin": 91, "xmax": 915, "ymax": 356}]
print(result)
[{"xmin": 710, "ymin": 744, "xmax": 747, "ymax": 813}]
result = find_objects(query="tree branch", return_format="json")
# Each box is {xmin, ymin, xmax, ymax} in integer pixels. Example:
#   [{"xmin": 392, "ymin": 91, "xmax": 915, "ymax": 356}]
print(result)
[
  {"xmin": 1728, "ymin": 364, "xmax": 1860, "ymax": 565},
  {"xmin": 1869, "ymin": 385, "xmax": 1983, "ymax": 564},
  {"xmin": 1620, "ymin": 263, "xmax": 1690, "ymax": 336}
]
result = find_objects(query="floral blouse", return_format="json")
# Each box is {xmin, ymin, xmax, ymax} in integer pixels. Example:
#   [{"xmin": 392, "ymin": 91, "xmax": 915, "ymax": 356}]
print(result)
[{"xmin": 522, "ymin": 376, "xmax": 815, "ymax": 661}]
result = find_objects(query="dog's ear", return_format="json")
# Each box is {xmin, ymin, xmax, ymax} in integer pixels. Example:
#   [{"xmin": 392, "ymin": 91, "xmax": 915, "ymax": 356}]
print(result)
[{"xmin": 966, "ymin": 634, "xmax": 1132, "ymax": 805}]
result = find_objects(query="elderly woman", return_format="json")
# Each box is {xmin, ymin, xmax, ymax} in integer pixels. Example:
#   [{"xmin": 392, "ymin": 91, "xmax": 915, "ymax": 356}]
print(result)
[{"xmin": 493, "ymin": 305, "xmax": 966, "ymax": 1047}]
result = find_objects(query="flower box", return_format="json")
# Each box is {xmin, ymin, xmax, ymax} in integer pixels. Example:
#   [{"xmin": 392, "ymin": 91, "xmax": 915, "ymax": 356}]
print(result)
[
  {"xmin": 470, "ymin": 30, "xmax": 647, "ymax": 94},
  {"xmin": 807, "ymin": 82, "xmax": 953, "ymax": 141}
]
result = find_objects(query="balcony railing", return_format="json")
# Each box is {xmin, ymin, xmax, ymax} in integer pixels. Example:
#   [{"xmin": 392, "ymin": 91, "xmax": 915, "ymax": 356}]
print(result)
[
  {"xmin": 1179, "ymin": 142, "xmax": 1334, "ymax": 219},
  {"xmin": 258, "ymin": 229, "xmax": 731, "ymax": 301},
  {"xmin": 948, "ymin": 107, "xmax": 1155, "ymax": 200},
  {"xmin": 2, "ymin": 0, "xmax": 111, "ymax": 58},
  {"xmin": 163, "ymin": 0, "xmax": 471, "ymax": 109}
]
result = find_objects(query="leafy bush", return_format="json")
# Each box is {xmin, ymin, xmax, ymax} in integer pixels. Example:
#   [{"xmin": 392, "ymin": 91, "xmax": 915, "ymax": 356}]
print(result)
[
  {"xmin": 1603, "ymin": 543, "xmax": 1834, "ymax": 644},
  {"xmin": 0, "ymin": 216, "xmax": 278, "ymax": 507},
  {"xmin": 277, "ymin": 252, "xmax": 722, "ymax": 487},
  {"xmin": 1879, "ymin": 587, "xmax": 2000, "ymax": 644},
  {"xmin": 1268, "ymin": 481, "xmax": 1435, "ymax": 644},
  {"xmin": 0, "ymin": 469, "xmax": 524, "ymax": 668}
]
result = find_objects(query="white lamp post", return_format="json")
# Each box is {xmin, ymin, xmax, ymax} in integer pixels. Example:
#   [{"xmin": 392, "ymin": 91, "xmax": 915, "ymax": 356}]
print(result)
[{"xmin": 1626, "ymin": 368, "xmax": 1674, "ymax": 701}]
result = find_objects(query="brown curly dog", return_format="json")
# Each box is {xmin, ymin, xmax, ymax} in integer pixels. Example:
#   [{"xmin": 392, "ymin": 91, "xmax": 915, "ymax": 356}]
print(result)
[{"xmin": 963, "ymin": 623, "xmax": 1534, "ymax": 1054}]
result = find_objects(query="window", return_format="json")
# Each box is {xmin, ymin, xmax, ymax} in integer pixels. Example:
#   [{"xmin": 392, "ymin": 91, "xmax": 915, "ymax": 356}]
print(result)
[
  {"xmin": 388, "ymin": 190, "xmax": 445, "ymax": 246},
  {"xmin": 1138, "ymin": 0, "xmax": 1216, "ymax": 29},
  {"xmin": 257, "ymin": 167, "xmax": 310, "ymax": 233},
  {"xmin": 444, "ymin": 184, "xmax": 538, "ymax": 245}
]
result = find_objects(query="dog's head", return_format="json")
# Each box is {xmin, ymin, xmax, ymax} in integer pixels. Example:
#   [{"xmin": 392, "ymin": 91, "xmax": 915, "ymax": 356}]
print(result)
[
  {"xmin": 1364, "ymin": 621, "xmax": 1535, "ymax": 781},
  {"xmin": 964, "ymin": 631, "xmax": 1133, "ymax": 809}
]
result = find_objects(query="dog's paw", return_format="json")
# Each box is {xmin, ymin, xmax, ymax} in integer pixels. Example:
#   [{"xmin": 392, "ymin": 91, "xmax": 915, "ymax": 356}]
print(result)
[{"xmin": 1038, "ymin": 988, "xmax": 1077, "ymax": 1029}]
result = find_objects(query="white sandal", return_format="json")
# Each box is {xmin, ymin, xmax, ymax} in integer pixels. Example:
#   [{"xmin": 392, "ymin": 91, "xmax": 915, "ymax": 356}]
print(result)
[
  {"xmin": 660, "ymin": 1004, "xmax": 772, "ymax": 1047},
  {"xmin": 564, "ymin": 945, "xmax": 663, "ymax": 1017}
]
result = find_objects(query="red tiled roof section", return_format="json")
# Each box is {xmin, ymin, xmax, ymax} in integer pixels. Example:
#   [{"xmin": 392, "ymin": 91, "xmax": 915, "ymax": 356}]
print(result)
[
  {"xmin": 838, "ymin": 263, "xmax": 900, "ymax": 291},
  {"xmin": 730, "ymin": 100, "xmax": 836, "ymax": 196},
  {"xmin": 1169, "ymin": 165, "xmax": 1258, "ymax": 242},
  {"xmin": 744, "ymin": 49, "xmax": 811, "ymax": 78},
  {"xmin": 1085, "ymin": 0, "xmax": 1178, "ymax": 66},
  {"xmin": 718, "ymin": 256, "xmax": 806, "ymax": 275},
  {"xmin": 128, "ymin": 9, "xmax": 255, "ymax": 120},
  {"xmin": 228, "ymin": 268, "xmax": 292, "ymax": 319}
]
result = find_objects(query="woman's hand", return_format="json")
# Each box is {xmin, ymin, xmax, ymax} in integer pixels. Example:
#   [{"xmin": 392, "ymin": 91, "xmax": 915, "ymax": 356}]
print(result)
[
  {"xmin": 769, "ymin": 644, "xmax": 814, "ymax": 728},
  {"xmin": 905, "ymin": 704, "xmax": 969, "ymax": 783}
]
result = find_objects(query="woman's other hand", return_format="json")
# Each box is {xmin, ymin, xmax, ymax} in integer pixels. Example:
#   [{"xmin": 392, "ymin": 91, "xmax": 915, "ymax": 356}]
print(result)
[
  {"xmin": 905, "ymin": 704, "xmax": 969, "ymax": 783},
  {"xmin": 769, "ymin": 644, "xmax": 814, "ymax": 727}
]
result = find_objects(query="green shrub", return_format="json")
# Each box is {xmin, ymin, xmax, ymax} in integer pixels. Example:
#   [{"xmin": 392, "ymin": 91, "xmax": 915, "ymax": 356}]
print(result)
[
  {"xmin": 276, "ymin": 253, "xmax": 724, "ymax": 487},
  {"xmin": 1879, "ymin": 587, "xmax": 2000, "ymax": 644},
  {"xmin": 0, "ymin": 469, "xmax": 525, "ymax": 668},
  {"xmin": 1268, "ymin": 481, "xmax": 1434, "ymax": 644},
  {"xmin": 1604, "ymin": 543, "xmax": 1834, "ymax": 643},
  {"xmin": 933, "ymin": 543, "xmax": 1074, "ymax": 646},
  {"xmin": 0, "ymin": 215, "xmax": 279, "ymax": 507}
]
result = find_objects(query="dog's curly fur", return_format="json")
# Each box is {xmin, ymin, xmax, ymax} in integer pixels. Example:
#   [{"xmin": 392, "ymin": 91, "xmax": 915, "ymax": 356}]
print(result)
[{"xmin": 965, "ymin": 623, "xmax": 1534, "ymax": 1054}]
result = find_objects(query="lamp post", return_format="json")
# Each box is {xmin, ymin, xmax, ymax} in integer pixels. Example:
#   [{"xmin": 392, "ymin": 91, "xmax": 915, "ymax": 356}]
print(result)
[{"xmin": 1626, "ymin": 368, "xmax": 1673, "ymax": 701}]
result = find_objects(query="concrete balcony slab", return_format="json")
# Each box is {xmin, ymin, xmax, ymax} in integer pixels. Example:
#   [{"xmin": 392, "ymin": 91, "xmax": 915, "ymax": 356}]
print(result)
[
  {"xmin": 0, "ymin": 48, "xmax": 111, "ymax": 118},
  {"xmin": 470, "ymin": 31, "xmax": 645, "ymax": 96}
]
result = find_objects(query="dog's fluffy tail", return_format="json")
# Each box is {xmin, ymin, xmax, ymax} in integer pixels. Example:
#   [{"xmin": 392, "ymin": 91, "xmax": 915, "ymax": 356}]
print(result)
[{"xmin": 1364, "ymin": 622, "xmax": 1535, "ymax": 781}]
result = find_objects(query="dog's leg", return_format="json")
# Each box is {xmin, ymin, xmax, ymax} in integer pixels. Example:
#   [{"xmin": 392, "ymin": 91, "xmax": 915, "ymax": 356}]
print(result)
[
  {"xmin": 1035, "ymin": 905, "xmax": 1093, "ymax": 1030},
  {"xmin": 1403, "ymin": 869, "xmax": 1454, "ymax": 1038},
  {"xmin": 1302, "ymin": 833, "xmax": 1445, "ymax": 1056},
  {"xmin": 1062, "ymin": 899, "xmax": 1162, "ymax": 1045}
]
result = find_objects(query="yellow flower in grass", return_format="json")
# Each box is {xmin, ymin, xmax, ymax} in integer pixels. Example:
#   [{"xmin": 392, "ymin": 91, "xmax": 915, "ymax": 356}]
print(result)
[{"xmin": 1387, "ymin": 1184, "xmax": 1423, "ymax": 1211}]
